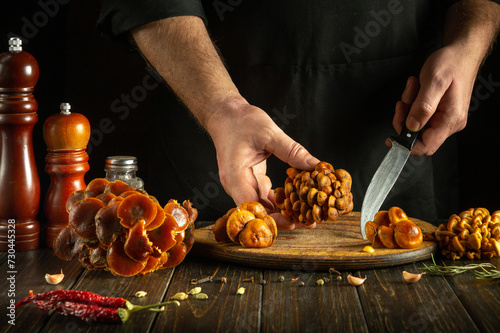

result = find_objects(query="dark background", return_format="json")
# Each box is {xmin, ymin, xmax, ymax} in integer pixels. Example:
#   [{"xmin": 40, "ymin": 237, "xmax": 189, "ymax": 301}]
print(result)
[{"xmin": 1, "ymin": 1, "xmax": 499, "ymax": 224}]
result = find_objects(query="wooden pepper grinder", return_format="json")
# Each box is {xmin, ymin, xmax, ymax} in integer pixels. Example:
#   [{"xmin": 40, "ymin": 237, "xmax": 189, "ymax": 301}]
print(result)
[
  {"xmin": 43, "ymin": 102, "xmax": 90, "ymax": 248},
  {"xmin": 0, "ymin": 37, "xmax": 41, "ymax": 251}
]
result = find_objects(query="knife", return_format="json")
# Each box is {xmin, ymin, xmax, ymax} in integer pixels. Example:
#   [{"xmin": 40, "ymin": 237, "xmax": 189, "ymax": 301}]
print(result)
[{"xmin": 360, "ymin": 126, "xmax": 419, "ymax": 239}]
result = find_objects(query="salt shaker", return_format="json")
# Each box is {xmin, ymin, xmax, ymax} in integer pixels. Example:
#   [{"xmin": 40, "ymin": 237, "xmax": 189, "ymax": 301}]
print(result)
[
  {"xmin": 104, "ymin": 156, "xmax": 144, "ymax": 190},
  {"xmin": 0, "ymin": 38, "xmax": 41, "ymax": 251},
  {"xmin": 43, "ymin": 102, "xmax": 91, "ymax": 247}
]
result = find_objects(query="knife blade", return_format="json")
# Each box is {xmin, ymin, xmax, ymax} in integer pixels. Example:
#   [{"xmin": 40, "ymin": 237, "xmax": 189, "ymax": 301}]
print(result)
[{"xmin": 360, "ymin": 126, "xmax": 419, "ymax": 239}]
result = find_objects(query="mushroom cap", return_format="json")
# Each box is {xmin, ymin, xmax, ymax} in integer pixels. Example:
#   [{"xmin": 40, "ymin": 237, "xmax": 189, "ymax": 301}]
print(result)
[
  {"xmin": 107, "ymin": 240, "xmax": 148, "ymax": 276},
  {"xmin": 373, "ymin": 210, "xmax": 391, "ymax": 227},
  {"xmin": 68, "ymin": 197, "xmax": 105, "ymax": 240},
  {"xmin": 365, "ymin": 221, "xmax": 384, "ymax": 247},
  {"xmin": 95, "ymin": 201, "xmax": 122, "ymax": 247},
  {"xmin": 377, "ymin": 225, "xmax": 398, "ymax": 249},
  {"xmin": 105, "ymin": 180, "xmax": 135, "ymax": 196},
  {"xmin": 394, "ymin": 220, "xmax": 423, "ymax": 249},
  {"xmin": 164, "ymin": 200, "xmax": 190, "ymax": 232},
  {"xmin": 117, "ymin": 193, "xmax": 157, "ymax": 228},
  {"xmin": 239, "ymin": 218, "xmax": 274, "ymax": 248},
  {"xmin": 85, "ymin": 178, "xmax": 110, "ymax": 197},
  {"xmin": 388, "ymin": 207, "xmax": 408, "ymax": 228},
  {"xmin": 226, "ymin": 210, "xmax": 256, "ymax": 244},
  {"xmin": 124, "ymin": 220, "xmax": 153, "ymax": 262},
  {"xmin": 53, "ymin": 226, "xmax": 85, "ymax": 261}
]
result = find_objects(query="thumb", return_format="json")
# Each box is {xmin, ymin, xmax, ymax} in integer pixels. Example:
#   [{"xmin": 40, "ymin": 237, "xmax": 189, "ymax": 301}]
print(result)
[{"xmin": 268, "ymin": 129, "xmax": 320, "ymax": 171}]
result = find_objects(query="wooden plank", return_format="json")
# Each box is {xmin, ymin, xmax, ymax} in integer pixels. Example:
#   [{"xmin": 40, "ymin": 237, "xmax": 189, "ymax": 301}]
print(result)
[
  {"xmin": 152, "ymin": 256, "xmax": 263, "ymax": 333},
  {"xmin": 0, "ymin": 248, "xmax": 84, "ymax": 333},
  {"xmin": 260, "ymin": 270, "xmax": 369, "ymax": 333},
  {"xmin": 357, "ymin": 260, "xmax": 481, "ymax": 333},
  {"xmin": 40, "ymin": 263, "xmax": 176, "ymax": 332},
  {"xmin": 192, "ymin": 212, "xmax": 437, "ymax": 270},
  {"xmin": 444, "ymin": 257, "xmax": 500, "ymax": 333}
]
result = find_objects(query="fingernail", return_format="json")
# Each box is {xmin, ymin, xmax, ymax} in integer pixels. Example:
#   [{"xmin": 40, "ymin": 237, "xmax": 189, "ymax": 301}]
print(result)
[
  {"xmin": 306, "ymin": 156, "xmax": 318, "ymax": 168},
  {"xmin": 406, "ymin": 116, "xmax": 420, "ymax": 132}
]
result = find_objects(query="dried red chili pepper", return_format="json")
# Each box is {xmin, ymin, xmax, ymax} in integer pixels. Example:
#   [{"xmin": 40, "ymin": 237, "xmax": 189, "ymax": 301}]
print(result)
[
  {"xmin": 16, "ymin": 290, "xmax": 127, "ymax": 308},
  {"xmin": 16, "ymin": 290, "xmax": 180, "ymax": 323}
]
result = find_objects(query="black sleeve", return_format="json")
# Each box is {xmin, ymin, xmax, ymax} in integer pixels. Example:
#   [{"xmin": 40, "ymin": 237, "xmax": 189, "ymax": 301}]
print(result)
[{"xmin": 97, "ymin": 0, "xmax": 206, "ymax": 38}]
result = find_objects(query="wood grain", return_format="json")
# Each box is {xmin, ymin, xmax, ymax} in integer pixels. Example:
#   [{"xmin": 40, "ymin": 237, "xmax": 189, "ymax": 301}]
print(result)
[{"xmin": 192, "ymin": 212, "xmax": 437, "ymax": 271}]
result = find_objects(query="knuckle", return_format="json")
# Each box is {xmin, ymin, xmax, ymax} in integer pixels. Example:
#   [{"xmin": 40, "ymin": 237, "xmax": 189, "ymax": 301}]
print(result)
[{"xmin": 415, "ymin": 101, "xmax": 435, "ymax": 118}]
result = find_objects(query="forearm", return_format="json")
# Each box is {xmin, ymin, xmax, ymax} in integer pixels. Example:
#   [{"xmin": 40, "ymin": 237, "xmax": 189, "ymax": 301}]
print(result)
[
  {"xmin": 444, "ymin": 0, "xmax": 500, "ymax": 70},
  {"xmin": 131, "ymin": 16, "xmax": 245, "ymax": 134}
]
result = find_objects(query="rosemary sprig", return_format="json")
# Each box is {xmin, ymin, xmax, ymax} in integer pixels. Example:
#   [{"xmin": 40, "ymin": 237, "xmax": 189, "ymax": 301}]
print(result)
[
  {"xmin": 474, "ymin": 266, "xmax": 500, "ymax": 279},
  {"xmin": 419, "ymin": 254, "xmax": 496, "ymax": 276}
]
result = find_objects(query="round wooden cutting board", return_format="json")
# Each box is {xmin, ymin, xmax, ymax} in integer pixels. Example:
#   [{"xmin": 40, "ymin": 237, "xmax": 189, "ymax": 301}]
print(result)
[{"xmin": 191, "ymin": 212, "xmax": 437, "ymax": 271}]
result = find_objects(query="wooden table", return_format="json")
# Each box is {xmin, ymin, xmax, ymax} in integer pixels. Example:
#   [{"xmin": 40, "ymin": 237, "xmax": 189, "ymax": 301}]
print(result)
[{"xmin": 2, "ymin": 224, "xmax": 499, "ymax": 333}]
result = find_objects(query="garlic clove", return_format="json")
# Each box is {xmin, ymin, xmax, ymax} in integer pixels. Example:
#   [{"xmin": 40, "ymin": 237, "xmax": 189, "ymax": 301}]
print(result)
[
  {"xmin": 45, "ymin": 269, "xmax": 64, "ymax": 285},
  {"xmin": 347, "ymin": 274, "xmax": 366, "ymax": 286},
  {"xmin": 402, "ymin": 271, "xmax": 425, "ymax": 283}
]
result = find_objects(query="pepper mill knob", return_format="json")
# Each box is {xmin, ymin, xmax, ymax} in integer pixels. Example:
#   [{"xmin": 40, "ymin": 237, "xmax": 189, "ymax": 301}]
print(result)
[
  {"xmin": 43, "ymin": 102, "xmax": 91, "ymax": 247},
  {"xmin": 0, "ymin": 37, "xmax": 41, "ymax": 251}
]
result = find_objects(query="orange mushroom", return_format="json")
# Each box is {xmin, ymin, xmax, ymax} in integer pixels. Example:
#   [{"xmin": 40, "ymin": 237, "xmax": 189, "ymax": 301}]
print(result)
[
  {"xmin": 212, "ymin": 208, "xmax": 236, "ymax": 243},
  {"xmin": 388, "ymin": 206, "xmax": 408, "ymax": 228},
  {"xmin": 85, "ymin": 178, "xmax": 110, "ymax": 197},
  {"xmin": 105, "ymin": 180, "xmax": 135, "ymax": 196},
  {"xmin": 393, "ymin": 220, "xmax": 423, "ymax": 249},
  {"xmin": 117, "ymin": 193, "xmax": 157, "ymax": 228},
  {"xmin": 95, "ymin": 201, "xmax": 122, "ymax": 247},
  {"xmin": 164, "ymin": 199, "xmax": 190, "ymax": 231},
  {"xmin": 147, "ymin": 213, "xmax": 178, "ymax": 253},
  {"xmin": 238, "ymin": 218, "xmax": 274, "ymax": 248},
  {"xmin": 124, "ymin": 220, "xmax": 153, "ymax": 262},
  {"xmin": 226, "ymin": 210, "xmax": 256, "ymax": 244},
  {"xmin": 53, "ymin": 226, "xmax": 85, "ymax": 261},
  {"xmin": 238, "ymin": 201, "xmax": 268, "ymax": 218},
  {"xmin": 364, "ymin": 221, "xmax": 384, "ymax": 247},
  {"xmin": 107, "ymin": 240, "xmax": 148, "ymax": 277},
  {"xmin": 377, "ymin": 225, "xmax": 398, "ymax": 249},
  {"xmin": 373, "ymin": 210, "xmax": 391, "ymax": 227},
  {"xmin": 68, "ymin": 197, "xmax": 105, "ymax": 240}
]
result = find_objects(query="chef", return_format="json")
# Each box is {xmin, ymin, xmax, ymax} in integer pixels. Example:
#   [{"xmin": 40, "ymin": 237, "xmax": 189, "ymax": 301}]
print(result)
[{"xmin": 97, "ymin": 0, "xmax": 500, "ymax": 227}]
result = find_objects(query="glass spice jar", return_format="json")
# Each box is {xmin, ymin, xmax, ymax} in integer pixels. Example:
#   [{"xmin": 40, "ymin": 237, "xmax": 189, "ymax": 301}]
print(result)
[{"xmin": 104, "ymin": 156, "xmax": 144, "ymax": 190}]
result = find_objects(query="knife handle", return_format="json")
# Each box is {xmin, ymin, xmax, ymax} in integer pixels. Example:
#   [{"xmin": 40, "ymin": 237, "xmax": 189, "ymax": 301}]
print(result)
[{"xmin": 391, "ymin": 125, "xmax": 419, "ymax": 151}]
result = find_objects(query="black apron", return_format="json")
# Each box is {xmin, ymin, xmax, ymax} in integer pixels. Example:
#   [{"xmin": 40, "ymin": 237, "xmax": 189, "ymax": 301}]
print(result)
[{"xmin": 99, "ymin": 0, "xmax": 459, "ymax": 222}]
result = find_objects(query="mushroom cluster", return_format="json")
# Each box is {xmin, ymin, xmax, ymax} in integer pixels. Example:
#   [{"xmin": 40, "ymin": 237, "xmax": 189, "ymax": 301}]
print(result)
[
  {"xmin": 435, "ymin": 208, "xmax": 500, "ymax": 260},
  {"xmin": 274, "ymin": 161, "xmax": 353, "ymax": 225},
  {"xmin": 364, "ymin": 207, "xmax": 423, "ymax": 249},
  {"xmin": 53, "ymin": 178, "xmax": 197, "ymax": 276},
  {"xmin": 212, "ymin": 201, "xmax": 278, "ymax": 248}
]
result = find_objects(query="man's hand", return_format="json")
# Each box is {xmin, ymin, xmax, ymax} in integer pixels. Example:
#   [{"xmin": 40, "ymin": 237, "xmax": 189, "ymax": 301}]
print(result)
[
  {"xmin": 206, "ymin": 97, "xmax": 320, "ymax": 229},
  {"xmin": 132, "ymin": 16, "xmax": 319, "ymax": 229},
  {"xmin": 392, "ymin": 0, "xmax": 500, "ymax": 155}
]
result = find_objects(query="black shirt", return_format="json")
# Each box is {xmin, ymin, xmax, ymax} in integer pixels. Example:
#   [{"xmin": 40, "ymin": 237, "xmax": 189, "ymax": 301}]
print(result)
[{"xmin": 97, "ymin": 0, "xmax": 474, "ymax": 222}]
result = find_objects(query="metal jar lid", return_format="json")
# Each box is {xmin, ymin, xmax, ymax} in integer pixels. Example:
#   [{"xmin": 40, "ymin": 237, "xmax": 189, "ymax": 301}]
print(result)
[{"xmin": 105, "ymin": 156, "xmax": 138, "ymax": 171}]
